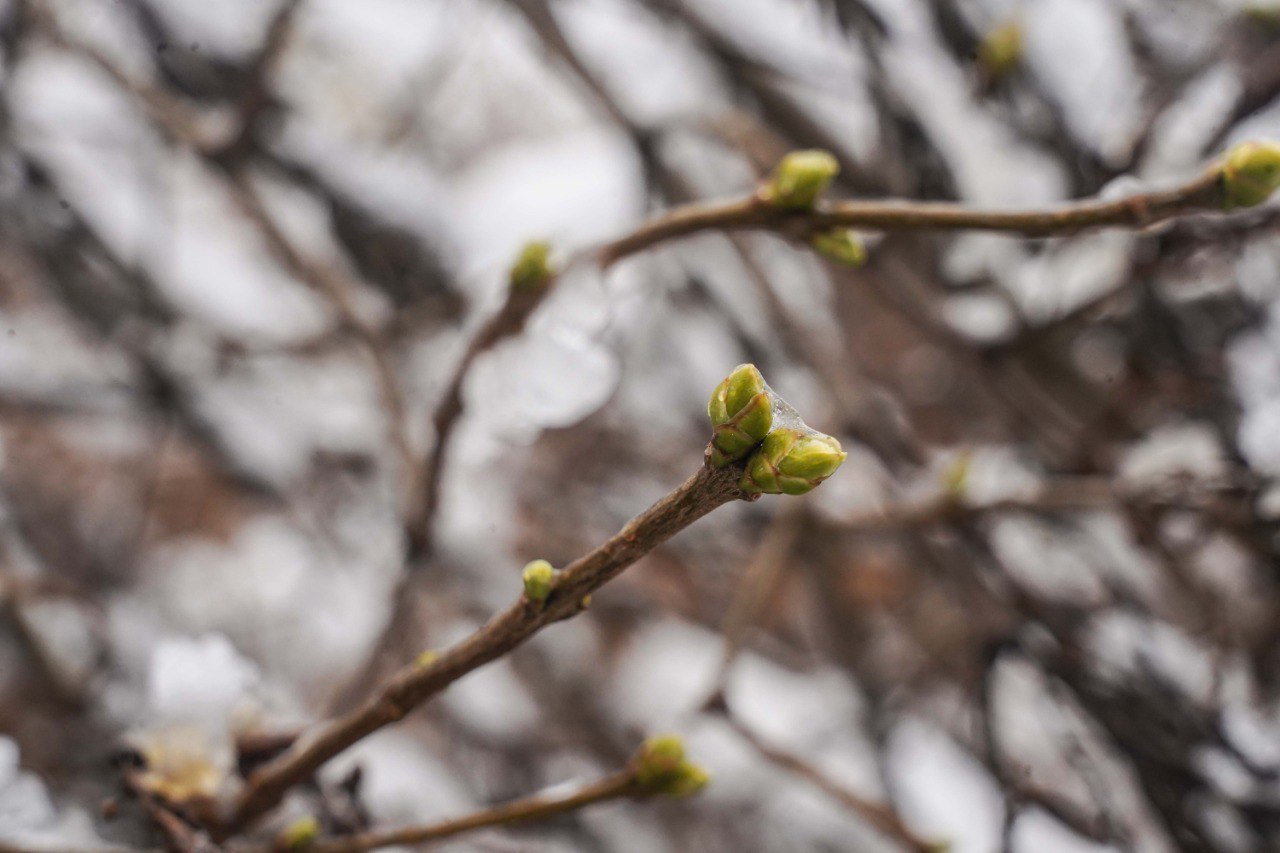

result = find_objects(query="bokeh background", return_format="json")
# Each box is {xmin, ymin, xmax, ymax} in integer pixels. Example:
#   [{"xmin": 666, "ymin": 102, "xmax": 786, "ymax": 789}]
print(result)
[{"xmin": 5, "ymin": 0, "xmax": 1280, "ymax": 850}]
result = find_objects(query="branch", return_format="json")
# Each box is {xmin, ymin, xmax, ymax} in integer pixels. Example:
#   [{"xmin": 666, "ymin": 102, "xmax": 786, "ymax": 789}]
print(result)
[
  {"xmin": 717, "ymin": 709, "xmax": 939, "ymax": 853},
  {"xmin": 224, "ymin": 457, "xmax": 749, "ymax": 834},
  {"xmin": 305, "ymin": 770, "xmax": 638, "ymax": 853},
  {"xmin": 598, "ymin": 166, "xmax": 1228, "ymax": 267}
]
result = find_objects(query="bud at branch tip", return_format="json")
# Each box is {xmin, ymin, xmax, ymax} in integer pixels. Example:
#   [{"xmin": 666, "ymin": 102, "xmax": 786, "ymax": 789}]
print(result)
[
  {"xmin": 633, "ymin": 735, "xmax": 710, "ymax": 797},
  {"xmin": 708, "ymin": 363, "xmax": 774, "ymax": 468},
  {"xmin": 1221, "ymin": 141, "xmax": 1280, "ymax": 209},
  {"xmin": 740, "ymin": 427, "xmax": 847, "ymax": 496},
  {"xmin": 509, "ymin": 240, "xmax": 556, "ymax": 293}
]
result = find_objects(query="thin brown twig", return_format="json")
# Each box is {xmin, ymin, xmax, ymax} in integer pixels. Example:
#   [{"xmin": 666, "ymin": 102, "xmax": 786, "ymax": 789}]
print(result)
[
  {"xmin": 597, "ymin": 167, "xmax": 1226, "ymax": 267},
  {"xmin": 705, "ymin": 505, "xmax": 804, "ymax": 699},
  {"xmin": 326, "ymin": 278, "xmax": 556, "ymax": 714},
  {"xmin": 305, "ymin": 769, "xmax": 640, "ymax": 853},
  {"xmin": 223, "ymin": 455, "xmax": 751, "ymax": 835},
  {"xmin": 718, "ymin": 710, "xmax": 939, "ymax": 853},
  {"xmin": 404, "ymin": 281, "xmax": 555, "ymax": 559}
]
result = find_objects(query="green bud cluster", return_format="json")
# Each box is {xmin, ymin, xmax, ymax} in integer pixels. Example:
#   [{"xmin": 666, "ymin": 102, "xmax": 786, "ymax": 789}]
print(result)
[
  {"xmin": 1221, "ymin": 141, "xmax": 1280, "ymax": 209},
  {"xmin": 521, "ymin": 559, "xmax": 556, "ymax": 602},
  {"xmin": 810, "ymin": 228, "xmax": 867, "ymax": 267},
  {"xmin": 708, "ymin": 364, "xmax": 774, "ymax": 467},
  {"xmin": 633, "ymin": 735, "xmax": 710, "ymax": 797},
  {"xmin": 761, "ymin": 150, "xmax": 839, "ymax": 209},
  {"xmin": 739, "ymin": 427, "xmax": 846, "ymax": 496},
  {"xmin": 707, "ymin": 364, "xmax": 846, "ymax": 496},
  {"xmin": 508, "ymin": 241, "xmax": 556, "ymax": 293}
]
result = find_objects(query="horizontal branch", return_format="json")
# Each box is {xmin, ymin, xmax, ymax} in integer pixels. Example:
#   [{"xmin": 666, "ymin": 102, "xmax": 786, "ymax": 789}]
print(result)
[
  {"xmin": 308, "ymin": 769, "xmax": 638, "ymax": 853},
  {"xmin": 224, "ymin": 458, "xmax": 748, "ymax": 834},
  {"xmin": 598, "ymin": 166, "xmax": 1225, "ymax": 266}
]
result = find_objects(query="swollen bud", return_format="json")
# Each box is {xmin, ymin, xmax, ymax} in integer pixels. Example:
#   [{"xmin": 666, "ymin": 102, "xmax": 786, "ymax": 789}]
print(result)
[
  {"xmin": 740, "ymin": 427, "xmax": 847, "ymax": 496},
  {"xmin": 762, "ymin": 150, "xmax": 839, "ymax": 209},
  {"xmin": 810, "ymin": 228, "xmax": 867, "ymax": 267},
  {"xmin": 633, "ymin": 735, "xmax": 711, "ymax": 797},
  {"xmin": 977, "ymin": 22, "xmax": 1022, "ymax": 79},
  {"xmin": 509, "ymin": 241, "xmax": 555, "ymax": 293},
  {"xmin": 278, "ymin": 816, "xmax": 320, "ymax": 851},
  {"xmin": 1220, "ymin": 141, "xmax": 1280, "ymax": 209},
  {"xmin": 522, "ymin": 559, "xmax": 556, "ymax": 602},
  {"xmin": 708, "ymin": 364, "xmax": 774, "ymax": 467}
]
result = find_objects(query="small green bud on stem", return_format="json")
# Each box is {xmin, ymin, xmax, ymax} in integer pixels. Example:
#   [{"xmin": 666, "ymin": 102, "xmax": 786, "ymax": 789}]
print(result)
[
  {"xmin": 978, "ymin": 22, "xmax": 1022, "ymax": 78},
  {"xmin": 509, "ymin": 241, "xmax": 556, "ymax": 293},
  {"xmin": 810, "ymin": 228, "xmax": 867, "ymax": 267},
  {"xmin": 522, "ymin": 559, "xmax": 556, "ymax": 602},
  {"xmin": 277, "ymin": 816, "xmax": 320, "ymax": 851},
  {"xmin": 740, "ymin": 427, "xmax": 847, "ymax": 496},
  {"xmin": 415, "ymin": 649, "xmax": 439, "ymax": 667},
  {"xmin": 1220, "ymin": 141, "xmax": 1280, "ymax": 209},
  {"xmin": 708, "ymin": 364, "xmax": 774, "ymax": 467},
  {"xmin": 633, "ymin": 735, "xmax": 711, "ymax": 797},
  {"xmin": 761, "ymin": 150, "xmax": 839, "ymax": 209}
]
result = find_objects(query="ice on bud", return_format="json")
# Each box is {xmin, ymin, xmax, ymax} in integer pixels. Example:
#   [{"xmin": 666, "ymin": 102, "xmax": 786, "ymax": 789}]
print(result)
[
  {"xmin": 508, "ymin": 241, "xmax": 555, "ymax": 293},
  {"xmin": 633, "ymin": 735, "xmax": 710, "ymax": 797},
  {"xmin": 522, "ymin": 559, "xmax": 556, "ymax": 602},
  {"xmin": 810, "ymin": 228, "xmax": 866, "ymax": 267},
  {"xmin": 1221, "ymin": 142, "xmax": 1280, "ymax": 209},
  {"xmin": 708, "ymin": 364, "xmax": 773, "ymax": 467},
  {"xmin": 740, "ymin": 427, "xmax": 847, "ymax": 496},
  {"xmin": 762, "ymin": 150, "xmax": 839, "ymax": 209}
]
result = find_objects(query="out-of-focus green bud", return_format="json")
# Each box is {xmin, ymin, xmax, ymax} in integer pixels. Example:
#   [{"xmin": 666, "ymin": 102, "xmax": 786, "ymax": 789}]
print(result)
[
  {"xmin": 278, "ymin": 816, "xmax": 320, "ymax": 851},
  {"xmin": 941, "ymin": 451, "xmax": 972, "ymax": 498},
  {"xmin": 633, "ymin": 735, "xmax": 710, "ymax": 797},
  {"xmin": 1244, "ymin": 5, "xmax": 1280, "ymax": 30},
  {"xmin": 978, "ymin": 21, "xmax": 1022, "ymax": 78},
  {"xmin": 761, "ymin": 150, "xmax": 839, "ymax": 209},
  {"xmin": 522, "ymin": 559, "xmax": 556, "ymax": 602},
  {"xmin": 708, "ymin": 364, "xmax": 773, "ymax": 468},
  {"xmin": 810, "ymin": 228, "xmax": 867, "ymax": 267},
  {"xmin": 1221, "ymin": 141, "xmax": 1280, "ymax": 208},
  {"xmin": 740, "ymin": 427, "xmax": 847, "ymax": 496},
  {"xmin": 415, "ymin": 649, "xmax": 439, "ymax": 667},
  {"xmin": 509, "ymin": 241, "xmax": 555, "ymax": 293}
]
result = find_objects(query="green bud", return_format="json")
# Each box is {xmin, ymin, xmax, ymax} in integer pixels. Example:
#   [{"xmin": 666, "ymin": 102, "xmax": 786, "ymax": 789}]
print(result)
[
  {"xmin": 633, "ymin": 735, "xmax": 710, "ymax": 797},
  {"xmin": 740, "ymin": 427, "xmax": 847, "ymax": 496},
  {"xmin": 708, "ymin": 364, "xmax": 774, "ymax": 467},
  {"xmin": 1221, "ymin": 141, "xmax": 1280, "ymax": 209},
  {"xmin": 941, "ymin": 451, "xmax": 971, "ymax": 498},
  {"xmin": 522, "ymin": 559, "xmax": 555, "ymax": 602},
  {"xmin": 509, "ymin": 241, "xmax": 555, "ymax": 293},
  {"xmin": 415, "ymin": 649, "xmax": 439, "ymax": 667},
  {"xmin": 1244, "ymin": 5, "xmax": 1280, "ymax": 29},
  {"xmin": 810, "ymin": 228, "xmax": 866, "ymax": 267},
  {"xmin": 978, "ymin": 22, "xmax": 1022, "ymax": 78},
  {"xmin": 762, "ymin": 150, "xmax": 839, "ymax": 209},
  {"xmin": 278, "ymin": 816, "xmax": 319, "ymax": 851}
]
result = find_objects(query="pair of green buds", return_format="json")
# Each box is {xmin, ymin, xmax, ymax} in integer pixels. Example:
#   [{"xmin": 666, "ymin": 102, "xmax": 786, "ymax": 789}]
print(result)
[
  {"xmin": 708, "ymin": 364, "xmax": 846, "ymax": 496},
  {"xmin": 632, "ymin": 734, "xmax": 710, "ymax": 797},
  {"xmin": 761, "ymin": 150, "xmax": 867, "ymax": 268}
]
